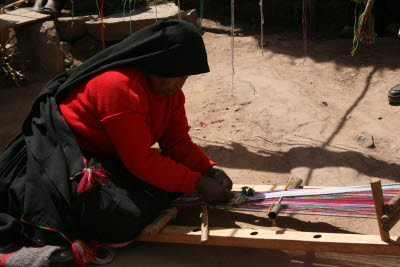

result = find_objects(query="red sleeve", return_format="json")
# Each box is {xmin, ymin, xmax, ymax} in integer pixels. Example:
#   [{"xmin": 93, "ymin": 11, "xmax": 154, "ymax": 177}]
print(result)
[
  {"xmin": 90, "ymin": 69, "xmax": 201, "ymax": 194},
  {"xmin": 101, "ymin": 112, "xmax": 200, "ymax": 194},
  {"xmin": 158, "ymin": 90, "xmax": 216, "ymax": 175}
]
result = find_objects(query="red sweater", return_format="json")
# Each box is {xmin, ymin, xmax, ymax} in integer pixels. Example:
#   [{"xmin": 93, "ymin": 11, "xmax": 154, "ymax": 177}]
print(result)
[{"xmin": 59, "ymin": 66, "xmax": 215, "ymax": 195}]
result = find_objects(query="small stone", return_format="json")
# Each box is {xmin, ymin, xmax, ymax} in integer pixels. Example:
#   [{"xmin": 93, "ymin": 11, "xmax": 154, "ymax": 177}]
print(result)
[
  {"xmin": 356, "ymin": 132, "xmax": 375, "ymax": 148},
  {"xmin": 195, "ymin": 128, "xmax": 201, "ymax": 130},
  {"xmin": 378, "ymin": 117, "xmax": 382, "ymax": 120},
  {"xmin": 350, "ymin": 73, "xmax": 356, "ymax": 77},
  {"xmin": 322, "ymin": 101, "xmax": 328, "ymax": 106}
]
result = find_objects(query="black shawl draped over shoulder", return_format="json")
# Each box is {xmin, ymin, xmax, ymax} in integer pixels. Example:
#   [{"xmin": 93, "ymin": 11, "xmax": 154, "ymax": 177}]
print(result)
[{"xmin": 0, "ymin": 19, "xmax": 209, "ymax": 252}]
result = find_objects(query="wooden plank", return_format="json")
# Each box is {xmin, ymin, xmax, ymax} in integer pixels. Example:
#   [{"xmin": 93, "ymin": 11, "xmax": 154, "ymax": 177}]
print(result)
[
  {"xmin": 0, "ymin": 7, "xmax": 50, "ymax": 31},
  {"xmin": 136, "ymin": 226, "xmax": 400, "ymax": 256},
  {"xmin": 370, "ymin": 179, "xmax": 391, "ymax": 242}
]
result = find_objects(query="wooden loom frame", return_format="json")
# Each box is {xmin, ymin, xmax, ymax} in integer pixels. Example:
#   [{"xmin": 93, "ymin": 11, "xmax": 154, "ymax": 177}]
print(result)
[{"xmin": 136, "ymin": 180, "xmax": 400, "ymax": 256}]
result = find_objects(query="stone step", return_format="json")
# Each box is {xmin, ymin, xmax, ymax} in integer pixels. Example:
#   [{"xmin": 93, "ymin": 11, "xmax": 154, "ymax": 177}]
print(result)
[
  {"xmin": 0, "ymin": 7, "xmax": 50, "ymax": 31},
  {"xmin": 85, "ymin": 3, "xmax": 198, "ymax": 41}
]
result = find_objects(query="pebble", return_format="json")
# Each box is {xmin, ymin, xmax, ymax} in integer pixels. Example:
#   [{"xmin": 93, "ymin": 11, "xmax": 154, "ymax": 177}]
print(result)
[{"xmin": 356, "ymin": 132, "xmax": 375, "ymax": 148}]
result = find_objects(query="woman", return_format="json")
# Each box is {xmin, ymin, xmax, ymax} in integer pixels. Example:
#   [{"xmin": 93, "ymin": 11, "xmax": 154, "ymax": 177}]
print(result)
[{"xmin": 0, "ymin": 20, "xmax": 233, "ymax": 265}]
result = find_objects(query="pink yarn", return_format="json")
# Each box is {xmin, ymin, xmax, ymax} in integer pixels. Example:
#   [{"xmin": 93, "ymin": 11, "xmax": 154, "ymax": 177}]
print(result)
[
  {"xmin": 71, "ymin": 240, "xmax": 97, "ymax": 266},
  {"xmin": 72, "ymin": 157, "xmax": 109, "ymax": 195}
]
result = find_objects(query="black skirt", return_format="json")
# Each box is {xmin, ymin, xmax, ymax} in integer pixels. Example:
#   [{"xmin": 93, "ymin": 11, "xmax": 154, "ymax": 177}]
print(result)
[{"xmin": 0, "ymin": 133, "xmax": 180, "ymax": 252}]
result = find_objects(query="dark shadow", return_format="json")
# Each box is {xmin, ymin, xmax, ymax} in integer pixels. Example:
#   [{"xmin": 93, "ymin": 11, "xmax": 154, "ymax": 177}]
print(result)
[
  {"xmin": 181, "ymin": 0, "xmax": 400, "ymax": 70},
  {"xmin": 173, "ymin": 206, "xmax": 357, "ymax": 235},
  {"xmin": 198, "ymin": 141, "xmax": 400, "ymax": 183}
]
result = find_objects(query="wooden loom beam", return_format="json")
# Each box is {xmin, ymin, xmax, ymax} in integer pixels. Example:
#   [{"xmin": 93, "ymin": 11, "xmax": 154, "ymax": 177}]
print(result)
[
  {"xmin": 134, "ymin": 183, "xmax": 400, "ymax": 256},
  {"xmin": 385, "ymin": 191, "xmax": 400, "ymax": 213},
  {"xmin": 137, "ymin": 226, "xmax": 400, "ymax": 256},
  {"xmin": 382, "ymin": 208, "xmax": 400, "ymax": 232}
]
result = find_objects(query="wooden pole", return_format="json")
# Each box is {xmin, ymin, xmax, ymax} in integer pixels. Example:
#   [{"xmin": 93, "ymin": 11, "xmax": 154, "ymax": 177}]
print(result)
[
  {"xmin": 268, "ymin": 178, "xmax": 303, "ymax": 219},
  {"xmin": 141, "ymin": 207, "xmax": 178, "ymax": 236},
  {"xmin": 384, "ymin": 191, "xmax": 400, "ymax": 213},
  {"xmin": 200, "ymin": 204, "xmax": 209, "ymax": 245},
  {"xmin": 382, "ymin": 207, "xmax": 400, "ymax": 232},
  {"xmin": 370, "ymin": 179, "xmax": 390, "ymax": 242}
]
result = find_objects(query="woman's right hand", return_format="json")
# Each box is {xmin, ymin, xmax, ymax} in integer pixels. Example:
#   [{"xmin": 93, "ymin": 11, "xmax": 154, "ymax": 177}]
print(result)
[{"xmin": 195, "ymin": 175, "xmax": 234, "ymax": 204}]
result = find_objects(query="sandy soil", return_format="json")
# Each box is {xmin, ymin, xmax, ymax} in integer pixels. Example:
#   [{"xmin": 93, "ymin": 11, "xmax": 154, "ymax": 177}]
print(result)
[{"xmin": 1, "ymin": 18, "xmax": 400, "ymax": 266}]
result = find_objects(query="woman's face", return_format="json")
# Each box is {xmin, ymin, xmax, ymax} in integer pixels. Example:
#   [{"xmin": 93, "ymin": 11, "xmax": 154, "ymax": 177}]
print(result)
[{"xmin": 146, "ymin": 74, "xmax": 189, "ymax": 95}]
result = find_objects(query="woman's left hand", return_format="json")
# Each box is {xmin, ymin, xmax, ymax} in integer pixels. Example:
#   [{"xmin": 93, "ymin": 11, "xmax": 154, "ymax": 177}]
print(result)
[{"xmin": 206, "ymin": 166, "xmax": 233, "ymax": 190}]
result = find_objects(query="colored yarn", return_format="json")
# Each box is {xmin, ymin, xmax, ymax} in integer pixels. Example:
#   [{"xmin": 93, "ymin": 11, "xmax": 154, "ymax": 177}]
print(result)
[
  {"xmin": 356, "ymin": 0, "xmax": 376, "ymax": 45},
  {"xmin": 173, "ymin": 183, "xmax": 400, "ymax": 219},
  {"xmin": 155, "ymin": 3, "xmax": 158, "ymax": 21},
  {"xmin": 70, "ymin": 0, "xmax": 74, "ymax": 27},
  {"xmin": 101, "ymin": 0, "xmax": 105, "ymax": 50},
  {"xmin": 21, "ymin": 219, "xmax": 97, "ymax": 265},
  {"xmin": 71, "ymin": 157, "xmax": 109, "ymax": 195},
  {"xmin": 231, "ymin": 0, "xmax": 235, "ymax": 86},
  {"xmin": 259, "ymin": 0, "xmax": 264, "ymax": 56},
  {"xmin": 177, "ymin": 0, "xmax": 181, "ymax": 20},
  {"xmin": 199, "ymin": 0, "xmax": 204, "ymax": 31},
  {"xmin": 302, "ymin": 0, "xmax": 307, "ymax": 64},
  {"xmin": 351, "ymin": 1, "xmax": 360, "ymax": 56},
  {"xmin": 71, "ymin": 240, "xmax": 97, "ymax": 266},
  {"xmin": 123, "ymin": 0, "xmax": 128, "ymax": 18}
]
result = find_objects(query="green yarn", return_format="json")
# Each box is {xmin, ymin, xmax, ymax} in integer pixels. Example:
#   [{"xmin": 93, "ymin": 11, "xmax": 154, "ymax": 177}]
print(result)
[
  {"xmin": 199, "ymin": 0, "xmax": 204, "ymax": 31},
  {"xmin": 351, "ymin": 2, "xmax": 359, "ymax": 56}
]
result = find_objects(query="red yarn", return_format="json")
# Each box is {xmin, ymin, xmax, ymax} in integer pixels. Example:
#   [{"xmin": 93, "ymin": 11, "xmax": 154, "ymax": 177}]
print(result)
[
  {"xmin": 101, "ymin": 0, "xmax": 105, "ymax": 50},
  {"xmin": 72, "ymin": 157, "xmax": 109, "ymax": 195},
  {"xmin": 71, "ymin": 240, "xmax": 97, "ymax": 266}
]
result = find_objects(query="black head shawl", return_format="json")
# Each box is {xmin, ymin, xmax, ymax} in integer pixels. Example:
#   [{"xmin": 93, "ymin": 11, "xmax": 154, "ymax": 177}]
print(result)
[
  {"xmin": 41, "ymin": 19, "xmax": 209, "ymax": 103},
  {"xmin": 0, "ymin": 19, "xmax": 209, "ymax": 253}
]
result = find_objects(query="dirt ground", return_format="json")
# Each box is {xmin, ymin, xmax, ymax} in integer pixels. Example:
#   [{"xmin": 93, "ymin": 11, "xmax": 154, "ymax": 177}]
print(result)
[{"xmin": 1, "ymin": 18, "xmax": 400, "ymax": 266}]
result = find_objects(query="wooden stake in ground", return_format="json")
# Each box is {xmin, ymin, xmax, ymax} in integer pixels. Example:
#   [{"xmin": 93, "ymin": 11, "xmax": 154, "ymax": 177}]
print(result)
[{"xmin": 200, "ymin": 204, "xmax": 209, "ymax": 245}]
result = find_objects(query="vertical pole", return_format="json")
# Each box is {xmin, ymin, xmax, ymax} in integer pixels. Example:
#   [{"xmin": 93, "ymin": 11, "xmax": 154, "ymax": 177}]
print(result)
[
  {"xmin": 201, "ymin": 204, "xmax": 209, "ymax": 245},
  {"xmin": 370, "ymin": 179, "xmax": 390, "ymax": 242}
]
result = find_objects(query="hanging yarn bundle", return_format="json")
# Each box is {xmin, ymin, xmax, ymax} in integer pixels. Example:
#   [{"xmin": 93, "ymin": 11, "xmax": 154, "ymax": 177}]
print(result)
[
  {"xmin": 173, "ymin": 183, "xmax": 400, "ymax": 219},
  {"xmin": 21, "ymin": 219, "xmax": 97, "ymax": 265},
  {"xmin": 354, "ymin": 0, "xmax": 376, "ymax": 45},
  {"xmin": 71, "ymin": 157, "xmax": 109, "ymax": 195}
]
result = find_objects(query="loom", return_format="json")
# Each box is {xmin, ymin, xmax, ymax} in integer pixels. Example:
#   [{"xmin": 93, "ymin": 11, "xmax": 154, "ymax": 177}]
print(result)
[{"xmin": 136, "ymin": 179, "xmax": 400, "ymax": 256}]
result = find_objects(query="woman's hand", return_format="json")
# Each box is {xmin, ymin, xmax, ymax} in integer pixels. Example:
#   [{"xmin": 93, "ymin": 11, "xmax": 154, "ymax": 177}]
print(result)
[
  {"xmin": 206, "ymin": 166, "xmax": 233, "ymax": 190},
  {"xmin": 195, "ymin": 175, "xmax": 234, "ymax": 204}
]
